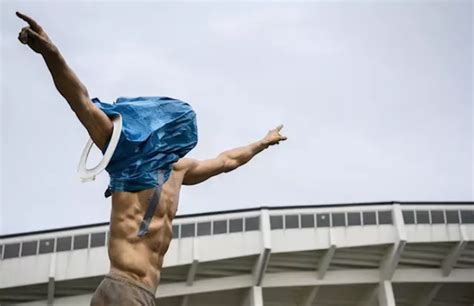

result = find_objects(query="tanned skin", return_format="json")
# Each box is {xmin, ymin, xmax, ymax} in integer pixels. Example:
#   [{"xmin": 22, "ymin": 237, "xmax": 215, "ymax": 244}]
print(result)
[{"xmin": 17, "ymin": 12, "xmax": 287, "ymax": 294}]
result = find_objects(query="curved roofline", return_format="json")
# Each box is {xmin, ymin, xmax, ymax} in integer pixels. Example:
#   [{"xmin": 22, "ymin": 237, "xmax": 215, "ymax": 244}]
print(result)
[{"xmin": 1, "ymin": 201, "xmax": 472, "ymax": 239}]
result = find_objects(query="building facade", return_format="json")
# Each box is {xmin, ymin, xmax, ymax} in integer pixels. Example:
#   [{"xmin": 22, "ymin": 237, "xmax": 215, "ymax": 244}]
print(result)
[{"xmin": 1, "ymin": 202, "xmax": 473, "ymax": 306}]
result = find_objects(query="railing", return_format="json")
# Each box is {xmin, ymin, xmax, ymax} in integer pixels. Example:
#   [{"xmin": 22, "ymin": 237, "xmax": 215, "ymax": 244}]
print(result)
[{"xmin": 1, "ymin": 204, "xmax": 472, "ymax": 261}]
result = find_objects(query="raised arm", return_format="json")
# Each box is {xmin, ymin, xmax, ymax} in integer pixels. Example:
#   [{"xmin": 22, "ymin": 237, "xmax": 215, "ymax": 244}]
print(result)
[
  {"xmin": 181, "ymin": 125, "xmax": 287, "ymax": 185},
  {"xmin": 16, "ymin": 12, "xmax": 113, "ymax": 150}
]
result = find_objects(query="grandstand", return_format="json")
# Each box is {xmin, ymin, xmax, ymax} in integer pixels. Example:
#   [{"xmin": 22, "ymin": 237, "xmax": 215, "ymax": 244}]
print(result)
[{"xmin": 1, "ymin": 201, "xmax": 473, "ymax": 306}]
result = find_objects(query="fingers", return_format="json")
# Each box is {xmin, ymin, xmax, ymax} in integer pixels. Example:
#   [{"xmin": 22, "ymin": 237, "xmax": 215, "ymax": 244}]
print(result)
[
  {"xmin": 16, "ymin": 11, "xmax": 42, "ymax": 32},
  {"xmin": 25, "ymin": 28, "xmax": 40, "ymax": 39},
  {"xmin": 18, "ymin": 33, "xmax": 26, "ymax": 44},
  {"xmin": 18, "ymin": 27, "xmax": 40, "ymax": 44},
  {"xmin": 274, "ymin": 124, "xmax": 287, "ymax": 140},
  {"xmin": 18, "ymin": 27, "xmax": 28, "ymax": 44}
]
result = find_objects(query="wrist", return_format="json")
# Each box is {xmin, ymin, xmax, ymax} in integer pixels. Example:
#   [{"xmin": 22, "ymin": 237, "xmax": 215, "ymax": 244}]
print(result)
[
  {"xmin": 41, "ymin": 43, "xmax": 59, "ymax": 58},
  {"xmin": 259, "ymin": 139, "xmax": 270, "ymax": 150}
]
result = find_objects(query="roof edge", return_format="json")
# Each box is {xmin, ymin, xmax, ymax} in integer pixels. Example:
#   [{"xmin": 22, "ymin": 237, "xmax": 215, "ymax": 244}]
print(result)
[{"xmin": 1, "ymin": 201, "xmax": 472, "ymax": 239}]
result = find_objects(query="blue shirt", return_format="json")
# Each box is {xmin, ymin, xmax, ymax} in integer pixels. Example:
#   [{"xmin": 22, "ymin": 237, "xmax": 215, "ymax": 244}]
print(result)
[{"xmin": 92, "ymin": 96, "xmax": 198, "ymax": 193}]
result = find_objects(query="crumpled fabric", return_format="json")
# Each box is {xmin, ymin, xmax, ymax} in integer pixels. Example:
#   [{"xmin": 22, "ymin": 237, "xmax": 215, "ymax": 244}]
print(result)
[{"xmin": 91, "ymin": 96, "xmax": 198, "ymax": 194}]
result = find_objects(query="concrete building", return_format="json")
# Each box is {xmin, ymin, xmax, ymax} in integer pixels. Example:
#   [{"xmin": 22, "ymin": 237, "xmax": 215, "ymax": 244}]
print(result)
[{"xmin": 0, "ymin": 201, "xmax": 473, "ymax": 306}]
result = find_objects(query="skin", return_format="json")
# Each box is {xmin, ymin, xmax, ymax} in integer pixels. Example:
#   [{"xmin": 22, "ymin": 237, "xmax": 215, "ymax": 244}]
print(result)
[{"xmin": 16, "ymin": 12, "xmax": 287, "ymax": 294}]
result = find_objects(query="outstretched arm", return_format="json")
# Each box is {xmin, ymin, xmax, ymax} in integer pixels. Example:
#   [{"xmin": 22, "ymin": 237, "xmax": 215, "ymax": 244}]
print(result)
[
  {"xmin": 182, "ymin": 125, "xmax": 287, "ymax": 185},
  {"xmin": 16, "ymin": 12, "xmax": 113, "ymax": 150}
]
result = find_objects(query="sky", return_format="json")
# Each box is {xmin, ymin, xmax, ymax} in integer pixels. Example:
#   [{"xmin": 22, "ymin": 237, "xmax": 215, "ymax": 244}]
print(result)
[{"xmin": 1, "ymin": 0, "xmax": 472, "ymax": 235}]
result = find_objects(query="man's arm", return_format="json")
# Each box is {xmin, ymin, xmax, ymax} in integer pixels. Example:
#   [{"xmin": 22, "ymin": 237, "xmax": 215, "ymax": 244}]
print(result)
[
  {"xmin": 182, "ymin": 125, "xmax": 287, "ymax": 185},
  {"xmin": 16, "ymin": 12, "xmax": 113, "ymax": 150}
]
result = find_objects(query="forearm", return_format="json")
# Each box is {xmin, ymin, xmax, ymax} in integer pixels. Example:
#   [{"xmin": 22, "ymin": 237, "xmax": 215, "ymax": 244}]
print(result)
[
  {"xmin": 218, "ymin": 139, "xmax": 269, "ymax": 169},
  {"xmin": 183, "ymin": 126, "xmax": 285, "ymax": 184},
  {"xmin": 41, "ymin": 46, "xmax": 89, "ymax": 106}
]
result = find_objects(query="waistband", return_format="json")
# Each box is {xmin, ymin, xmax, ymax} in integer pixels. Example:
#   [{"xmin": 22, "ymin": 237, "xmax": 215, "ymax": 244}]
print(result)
[{"xmin": 105, "ymin": 272, "xmax": 156, "ymax": 297}]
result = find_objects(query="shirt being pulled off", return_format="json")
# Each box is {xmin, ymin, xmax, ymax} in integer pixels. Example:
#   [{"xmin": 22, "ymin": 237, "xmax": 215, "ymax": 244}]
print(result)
[{"xmin": 92, "ymin": 96, "xmax": 198, "ymax": 195}]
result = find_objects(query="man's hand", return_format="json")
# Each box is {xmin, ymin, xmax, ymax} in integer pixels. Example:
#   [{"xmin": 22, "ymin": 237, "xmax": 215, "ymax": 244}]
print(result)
[
  {"xmin": 16, "ymin": 11, "xmax": 55, "ymax": 54},
  {"xmin": 262, "ymin": 124, "xmax": 288, "ymax": 147}
]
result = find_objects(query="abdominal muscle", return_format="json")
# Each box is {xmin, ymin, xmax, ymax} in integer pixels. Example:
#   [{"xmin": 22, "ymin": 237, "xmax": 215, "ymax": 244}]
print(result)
[{"xmin": 107, "ymin": 169, "xmax": 183, "ymax": 292}]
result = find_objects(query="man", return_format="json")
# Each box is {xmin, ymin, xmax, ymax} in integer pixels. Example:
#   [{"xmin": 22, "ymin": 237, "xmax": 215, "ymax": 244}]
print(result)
[{"xmin": 16, "ymin": 12, "xmax": 287, "ymax": 306}]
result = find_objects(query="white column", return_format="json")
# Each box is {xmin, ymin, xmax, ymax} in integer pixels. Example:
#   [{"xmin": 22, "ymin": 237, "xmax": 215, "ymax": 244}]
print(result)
[
  {"xmin": 253, "ymin": 209, "xmax": 271, "ymax": 286},
  {"xmin": 300, "ymin": 287, "xmax": 320, "ymax": 306},
  {"xmin": 318, "ymin": 229, "xmax": 336, "ymax": 280},
  {"xmin": 381, "ymin": 204, "xmax": 406, "ymax": 280},
  {"xmin": 356, "ymin": 285, "xmax": 378, "ymax": 306},
  {"xmin": 47, "ymin": 252, "xmax": 56, "ymax": 306},
  {"xmin": 180, "ymin": 295, "xmax": 190, "ymax": 306},
  {"xmin": 242, "ymin": 286, "xmax": 263, "ymax": 306},
  {"xmin": 378, "ymin": 281, "xmax": 396, "ymax": 306},
  {"xmin": 442, "ymin": 225, "xmax": 467, "ymax": 277},
  {"xmin": 378, "ymin": 205, "xmax": 405, "ymax": 306},
  {"xmin": 186, "ymin": 238, "xmax": 200, "ymax": 286},
  {"xmin": 182, "ymin": 238, "xmax": 200, "ymax": 306},
  {"xmin": 414, "ymin": 284, "xmax": 442, "ymax": 306}
]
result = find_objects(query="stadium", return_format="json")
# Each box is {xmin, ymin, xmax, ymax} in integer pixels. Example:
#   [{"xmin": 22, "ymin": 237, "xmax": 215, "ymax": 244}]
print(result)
[{"xmin": 0, "ymin": 201, "xmax": 473, "ymax": 306}]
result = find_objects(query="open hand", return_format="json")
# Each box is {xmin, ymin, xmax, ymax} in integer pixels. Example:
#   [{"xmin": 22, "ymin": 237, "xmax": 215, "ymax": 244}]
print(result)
[
  {"xmin": 262, "ymin": 125, "xmax": 288, "ymax": 147},
  {"xmin": 16, "ymin": 11, "xmax": 55, "ymax": 54}
]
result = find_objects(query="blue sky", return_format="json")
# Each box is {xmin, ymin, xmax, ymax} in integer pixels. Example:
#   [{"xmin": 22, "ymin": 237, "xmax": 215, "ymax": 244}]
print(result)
[{"xmin": 1, "ymin": 0, "xmax": 472, "ymax": 235}]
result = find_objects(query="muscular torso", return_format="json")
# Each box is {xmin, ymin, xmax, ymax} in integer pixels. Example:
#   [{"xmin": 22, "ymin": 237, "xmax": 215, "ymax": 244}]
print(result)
[{"xmin": 107, "ymin": 163, "xmax": 186, "ymax": 293}]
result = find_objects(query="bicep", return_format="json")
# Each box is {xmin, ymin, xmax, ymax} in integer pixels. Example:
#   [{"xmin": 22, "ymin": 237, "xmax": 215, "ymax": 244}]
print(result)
[{"xmin": 182, "ymin": 157, "xmax": 234, "ymax": 185}]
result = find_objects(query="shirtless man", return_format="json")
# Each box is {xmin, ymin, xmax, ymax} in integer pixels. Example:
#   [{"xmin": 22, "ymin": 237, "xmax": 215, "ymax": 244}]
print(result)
[{"xmin": 16, "ymin": 12, "xmax": 287, "ymax": 306}]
